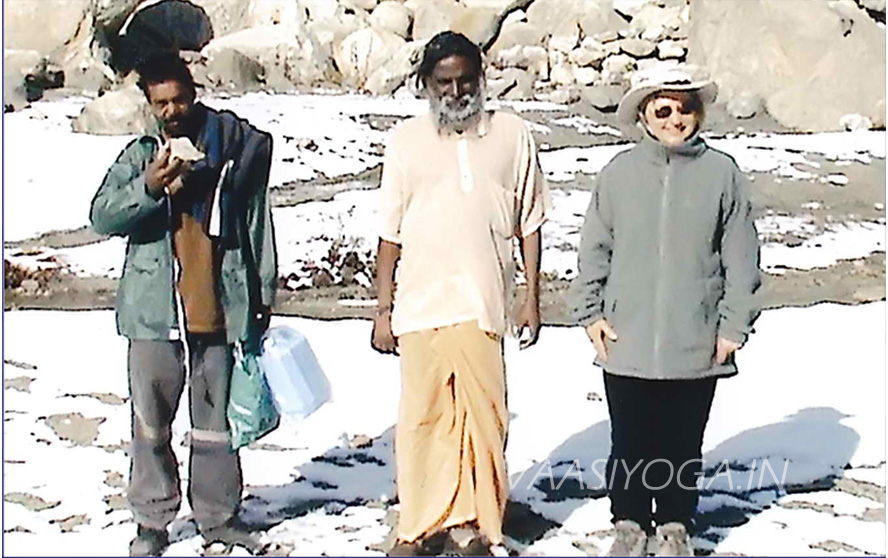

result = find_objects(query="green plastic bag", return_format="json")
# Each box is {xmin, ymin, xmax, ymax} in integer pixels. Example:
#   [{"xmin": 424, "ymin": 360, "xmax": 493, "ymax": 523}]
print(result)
[{"xmin": 228, "ymin": 342, "xmax": 280, "ymax": 450}]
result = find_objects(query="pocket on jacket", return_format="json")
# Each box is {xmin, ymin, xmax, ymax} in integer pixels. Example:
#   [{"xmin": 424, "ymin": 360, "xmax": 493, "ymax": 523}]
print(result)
[
  {"xmin": 603, "ymin": 285, "xmax": 651, "ymax": 372},
  {"xmin": 667, "ymin": 280, "xmax": 721, "ymax": 368},
  {"xmin": 118, "ymin": 262, "xmax": 169, "ymax": 332}
]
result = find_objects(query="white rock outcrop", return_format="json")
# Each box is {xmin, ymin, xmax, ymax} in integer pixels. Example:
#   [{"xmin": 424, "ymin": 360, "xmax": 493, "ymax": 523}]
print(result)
[
  {"xmin": 202, "ymin": 24, "xmax": 333, "ymax": 88},
  {"xmin": 335, "ymin": 27, "xmax": 407, "ymax": 88},
  {"xmin": 364, "ymin": 39, "xmax": 426, "ymax": 95},
  {"xmin": 5, "ymin": 0, "xmax": 884, "ymax": 132},
  {"xmin": 369, "ymin": 1, "xmax": 414, "ymax": 39},
  {"xmin": 72, "ymin": 84, "xmax": 155, "ymax": 135},
  {"xmin": 689, "ymin": 0, "xmax": 886, "ymax": 131}
]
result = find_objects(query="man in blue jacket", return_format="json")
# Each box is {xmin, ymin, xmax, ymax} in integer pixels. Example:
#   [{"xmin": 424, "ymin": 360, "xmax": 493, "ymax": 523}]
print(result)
[{"xmin": 89, "ymin": 52, "xmax": 276, "ymax": 556}]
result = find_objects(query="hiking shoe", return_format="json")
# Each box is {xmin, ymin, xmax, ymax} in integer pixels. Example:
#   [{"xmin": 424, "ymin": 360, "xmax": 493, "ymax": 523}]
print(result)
[
  {"xmin": 201, "ymin": 518, "xmax": 265, "ymax": 554},
  {"xmin": 387, "ymin": 532, "xmax": 448, "ymax": 557},
  {"xmin": 454, "ymin": 537, "xmax": 493, "ymax": 557},
  {"xmin": 653, "ymin": 522, "xmax": 692, "ymax": 557},
  {"xmin": 441, "ymin": 525, "xmax": 493, "ymax": 557},
  {"xmin": 442, "ymin": 532, "xmax": 493, "ymax": 557},
  {"xmin": 388, "ymin": 540, "xmax": 423, "ymax": 556},
  {"xmin": 606, "ymin": 519, "xmax": 648, "ymax": 557},
  {"xmin": 129, "ymin": 525, "xmax": 169, "ymax": 557}
]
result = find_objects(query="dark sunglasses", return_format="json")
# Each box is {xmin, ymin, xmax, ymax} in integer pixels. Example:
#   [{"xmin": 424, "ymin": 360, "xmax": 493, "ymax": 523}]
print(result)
[{"xmin": 652, "ymin": 104, "xmax": 697, "ymax": 119}]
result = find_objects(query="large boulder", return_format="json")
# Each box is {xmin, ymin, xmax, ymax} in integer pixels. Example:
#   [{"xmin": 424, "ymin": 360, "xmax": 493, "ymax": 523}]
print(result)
[
  {"xmin": 306, "ymin": 4, "xmax": 371, "ymax": 75},
  {"xmin": 309, "ymin": 10, "xmax": 369, "ymax": 41},
  {"xmin": 689, "ymin": 0, "xmax": 886, "ymax": 131},
  {"xmin": 581, "ymin": 83, "xmax": 623, "ymax": 111},
  {"xmin": 727, "ymin": 91, "xmax": 762, "ymax": 120},
  {"xmin": 114, "ymin": 1, "xmax": 215, "ymax": 73},
  {"xmin": 4, "ymin": 50, "xmax": 44, "ymax": 111},
  {"xmin": 526, "ymin": 0, "xmax": 624, "ymax": 45},
  {"xmin": 613, "ymin": 0, "xmax": 652, "ymax": 19},
  {"xmin": 573, "ymin": 65, "xmax": 600, "ymax": 85},
  {"xmin": 627, "ymin": 3, "xmax": 686, "ymax": 41},
  {"xmin": 656, "ymin": 39, "xmax": 686, "ymax": 60},
  {"xmin": 488, "ymin": 20, "xmax": 546, "ymax": 59},
  {"xmin": 72, "ymin": 84, "xmax": 155, "ymax": 135},
  {"xmin": 859, "ymin": 0, "xmax": 886, "ymax": 12},
  {"xmin": 244, "ymin": 0, "xmax": 308, "ymax": 28},
  {"xmin": 202, "ymin": 24, "xmax": 333, "ymax": 87},
  {"xmin": 488, "ymin": 67, "xmax": 535, "ymax": 99},
  {"xmin": 549, "ymin": 51, "xmax": 575, "ymax": 85},
  {"xmin": 11, "ymin": 0, "xmax": 140, "ymax": 92},
  {"xmin": 548, "ymin": 21, "xmax": 581, "ymax": 53},
  {"xmin": 369, "ymin": 1, "xmax": 414, "ymax": 38},
  {"xmin": 94, "ymin": 0, "xmax": 148, "ymax": 34},
  {"xmin": 579, "ymin": 0, "xmax": 626, "ymax": 38},
  {"xmin": 410, "ymin": 0, "xmax": 463, "ymax": 40},
  {"xmin": 335, "ymin": 27, "xmax": 407, "ymax": 88},
  {"xmin": 526, "ymin": 0, "xmax": 581, "ymax": 36},
  {"xmin": 195, "ymin": 0, "xmax": 305, "ymax": 37},
  {"xmin": 4, "ymin": 0, "xmax": 91, "ymax": 53},
  {"xmin": 185, "ymin": 0, "xmax": 230, "ymax": 29},
  {"xmin": 342, "ymin": 0, "xmax": 379, "ymax": 12},
  {"xmin": 452, "ymin": 7, "xmax": 502, "ymax": 46},
  {"xmin": 620, "ymin": 38, "xmax": 656, "ymax": 57},
  {"xmin": 568, "ymin": 37, "xmax": 610, "ymax": 68},
  {"xmin": 302, "ymin": 0, "xmax": 341, "ymax": 21},
  {"xmin": 365, "ymin": 39, "xmax": 426, "ymax": 95},
  {"xmin": 495, "ymin": 45, "xmax": 549, "ymax": 78},
  {"xmin": 600, "ymin": 52, "xmax": 636, "ymax": 82},
  {"xmin": 204, "ymin": 48, "xmax": 266, "ymax": 90},
  {"xmin": 410, "ymin": 0, "xmax": 501, "ymax": 45}
]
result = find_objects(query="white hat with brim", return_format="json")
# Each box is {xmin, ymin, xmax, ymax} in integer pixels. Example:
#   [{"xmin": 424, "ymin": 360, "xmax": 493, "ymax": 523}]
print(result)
[{"xmin": 616, "ymin": 64, "xmax": 718, "ymax": 126}]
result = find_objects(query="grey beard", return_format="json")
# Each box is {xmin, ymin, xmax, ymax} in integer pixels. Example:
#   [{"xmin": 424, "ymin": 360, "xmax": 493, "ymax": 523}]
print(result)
[{"xmin": 430, "ymin": 89, "xmax": 486, "ymax": 133}]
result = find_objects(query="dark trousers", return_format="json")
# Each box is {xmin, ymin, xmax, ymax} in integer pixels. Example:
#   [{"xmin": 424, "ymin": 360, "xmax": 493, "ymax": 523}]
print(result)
[
  {"xmin": 127, "ymin": 334, "xmax": 241, "ymax": 531},
  {"xmin": 604, "ymin": 372, "xmax": 717, "ymax": 533}
]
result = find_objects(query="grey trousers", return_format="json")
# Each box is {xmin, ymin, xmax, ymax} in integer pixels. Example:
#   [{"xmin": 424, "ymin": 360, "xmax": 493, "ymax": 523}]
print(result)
[{"xmin": 127, "ymin": 334, "xmax": 242, "ymax": 531}]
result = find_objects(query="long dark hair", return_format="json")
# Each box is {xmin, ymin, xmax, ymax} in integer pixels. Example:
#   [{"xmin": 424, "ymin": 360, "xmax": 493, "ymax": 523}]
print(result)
[{"xmin": 415, "ymin": 31, "xmax": 483, "ymax": 89}]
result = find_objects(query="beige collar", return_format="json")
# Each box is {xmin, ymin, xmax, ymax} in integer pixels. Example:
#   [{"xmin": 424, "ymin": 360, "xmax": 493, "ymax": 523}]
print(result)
[{"xmin": 434, "ymin": 110, "xmax": 492, "ymax": 139}]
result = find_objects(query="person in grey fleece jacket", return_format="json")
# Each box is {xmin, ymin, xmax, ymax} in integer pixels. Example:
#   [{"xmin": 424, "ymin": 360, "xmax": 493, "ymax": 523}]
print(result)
[{"xmin": 571, "ymin": 66, "xmax": 761, "ymax": 557}]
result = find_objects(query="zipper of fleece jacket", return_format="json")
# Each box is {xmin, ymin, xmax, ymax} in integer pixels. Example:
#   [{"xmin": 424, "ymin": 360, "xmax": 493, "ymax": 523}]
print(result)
[{"xmin": 653, "ymin": 154, "xmax": 671, "ymax": 376}]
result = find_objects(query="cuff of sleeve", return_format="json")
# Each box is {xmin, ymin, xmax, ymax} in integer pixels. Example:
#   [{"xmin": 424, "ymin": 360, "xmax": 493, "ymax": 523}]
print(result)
[
  {"xmin": 519, "ymin": 215, "xmax": 548, "ymax": 238},
  {"xmin": 379, "ymin": 232, "xmax": 401, "ymax": 245},
  {"xmin": 136, "ymin": 175, "xmax": 165, "ymax": 209},
  {"xmin": 575, "ymin": 308, "xmax": 604, "ymax": 328},
  {"xmin": 717, "ymin": 326, "xmax": 748, "ymax": 345}
]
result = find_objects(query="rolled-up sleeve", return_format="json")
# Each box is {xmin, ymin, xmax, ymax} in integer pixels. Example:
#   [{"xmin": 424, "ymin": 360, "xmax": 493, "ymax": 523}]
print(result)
[
  {"xmin": 516, "ymin": 123, "xmax": 551, "ymax": 238},
  {"xmin": 378, "ymin": 140, "xmax": 405, "ymax": 244}
]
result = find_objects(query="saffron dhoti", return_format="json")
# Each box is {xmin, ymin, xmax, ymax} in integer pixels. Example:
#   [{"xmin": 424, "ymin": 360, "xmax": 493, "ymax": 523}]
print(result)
[{"xmin": 395, "ymin": 321, "xmax": 509, "ymax": 545}]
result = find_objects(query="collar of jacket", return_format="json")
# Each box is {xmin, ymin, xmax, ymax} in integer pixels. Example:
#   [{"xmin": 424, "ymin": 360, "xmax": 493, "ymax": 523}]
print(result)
[{"xmin": 638, "ymin": 131, "xmax": 708, "ymax": 164}]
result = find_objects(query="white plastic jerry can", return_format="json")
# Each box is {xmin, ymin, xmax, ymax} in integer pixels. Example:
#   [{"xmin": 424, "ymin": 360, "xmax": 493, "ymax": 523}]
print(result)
[{"xmin": 258, "ymin": 326, "xmax": 332, "ymax": 418}]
